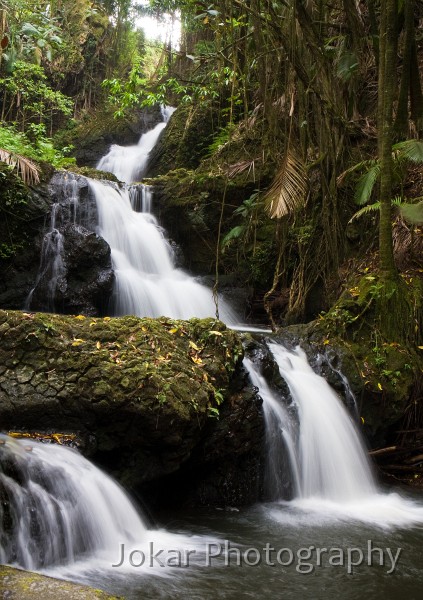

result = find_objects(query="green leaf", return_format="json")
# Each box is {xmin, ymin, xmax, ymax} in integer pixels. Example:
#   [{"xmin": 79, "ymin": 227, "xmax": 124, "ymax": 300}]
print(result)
[
  {"xmin": 21, "ymin": 23, "xmax": 40, "ymax": 36},
  {"xmin": 354, "ymin": 163, "xmax": 380, "ymax": 205},
  {"xmin": 221, "ymin": 225, "xmax": 245, "ymax": 249},
  {"xmin": 399, "ymin": 201, "xmax": 423, "ymax": 224},
  {"xmin": 393, "ymin": 139, "xmax": 423, "ymax": 163},
  {"xmin": 336, "ymin": 51, "xmax": 359, "ymax": 82},
  {"xmin": 348, "ymin": 201, "xmax": 381, "ymax": 223}
]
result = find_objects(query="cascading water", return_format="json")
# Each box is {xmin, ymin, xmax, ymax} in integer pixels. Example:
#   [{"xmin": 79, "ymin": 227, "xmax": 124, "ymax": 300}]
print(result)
[
  {"xmin": 89, "ymin": 179, "xmax": 235, "ymax": 320},
  {"xmin": 90, "ymin": 105, "xmax": 237, "ymax": 322},
  {"xmin": 97, "ymin": 106, "xmax": 175, "ymax": 183},
  {"xmin": 26, "ymin": 107, "xmax": 237, "ymax": 322},
  {"xmin": 245, "ymin": 342, "xmax": 423, "ymax": 527},
  {"xmin": 0, "ymin": 435, "xmax": 216, "ymax": 577},
  {"xmin": 0, "ymin": 435, "xmax": 148, "ymax": 570},
  {"xmin": 268, "ymin": 343, "xmax": 377, "ymax": 501},
  {"xmin": 25, "ymin": 203, "xmax": 67, "ymax": 312},
  {"xmin": 244, "ymin": 357, "xmax": 300, "ymax": 500}
]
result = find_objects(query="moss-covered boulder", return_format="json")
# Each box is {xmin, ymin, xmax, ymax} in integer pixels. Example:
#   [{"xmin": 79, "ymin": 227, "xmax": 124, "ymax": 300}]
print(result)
[
  {"xmin": 0, "ymin": 565, "xmax": 120, "ymax": 599},
  {"xmin": 0, "ymin": 310, "xmax": 263, "ymax": 504}
]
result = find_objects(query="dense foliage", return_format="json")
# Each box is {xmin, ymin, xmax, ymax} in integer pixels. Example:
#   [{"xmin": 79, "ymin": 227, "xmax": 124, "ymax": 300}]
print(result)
[{"xmin": 0, "ymin": 0, "xmax": 422, "ymax": 342}]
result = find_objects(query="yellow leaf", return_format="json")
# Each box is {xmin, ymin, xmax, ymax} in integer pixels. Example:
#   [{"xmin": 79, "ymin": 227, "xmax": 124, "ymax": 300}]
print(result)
[
  {"xmin": 169, "ymin": 328, "xmax": 178, "ymax": 334},
  {"xmin": 377, "ymin": 382, "xmax": 383, "ymax": 391},
  {"xmin": 323, "ymin": 339, "xmax": 330, "ymax": 345},
  {"xmin": 96, "ymin": 341, "xmax": 101, "ymax": 350},
  {"xmin": 72, "ymin": 338, "xmax": 85, "ymax": 346},
  {"xmin": 209, "ymin": 330, "xmax": 223, "ymax": 336},
  {"xmin": 103, "ymin": 316, "xmax": 111, "ymax": 321},
  {"xmin": 191, "ymin": 355, "xmax": 203, "ymax": 364},
  {"xmin": 189, "ymin": 341, "xmax": 201, "ymax": 351},
  {"xmin": 74, "ymin": 315, "xmax": 86, "ymax": 320},
  {"xmin": 360, "ymin": 417, "xmax": 365, "ymax": 425},
  {"xmin": 89, "ymin": 321, "xmax": 97, "ymax": 327},
  {"xmin": 418, "ymin": 346, "xmax": 423, "ymax": 350}
]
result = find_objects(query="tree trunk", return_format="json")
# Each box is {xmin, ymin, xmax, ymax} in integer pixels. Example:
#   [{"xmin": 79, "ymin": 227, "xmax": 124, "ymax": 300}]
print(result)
[{"xmin": 378, "ymin": 0, "xmax": 398, "ymax": 276}]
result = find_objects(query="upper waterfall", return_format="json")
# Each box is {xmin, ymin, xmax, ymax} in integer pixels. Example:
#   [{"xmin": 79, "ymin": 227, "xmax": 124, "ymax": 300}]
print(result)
[
  {"xmin": 97, "ymin": 106, "xmax": 175, "ymax": 183},
  {"xmin": 91, "ymin": 105, "xmax": 237, "ymax": 322}
]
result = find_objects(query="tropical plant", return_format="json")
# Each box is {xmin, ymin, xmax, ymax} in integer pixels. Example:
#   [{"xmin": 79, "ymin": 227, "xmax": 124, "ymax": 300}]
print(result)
[{"xmin": 340, "ymin": 139, "xmax": 423, "ymax": 222}]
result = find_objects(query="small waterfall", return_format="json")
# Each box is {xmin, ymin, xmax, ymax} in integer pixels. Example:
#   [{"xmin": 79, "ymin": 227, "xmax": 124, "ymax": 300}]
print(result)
[
  {"xmin": 244, "ymin": 358, "xmax": 300, "ymax": 500},
  {"xmin": 0, "ymin": 435, "xmax": 148, "ymax": 570},
  {"xmin": 89, "ymin": 179, "xmax": 235, "ymax": 320},
  {"xmin": 246, "ymin": 343, "xmax": 423, "ymax": 526},
  {"xmin": 97, "ymin": 106, "xmax": 175, "ymax": 183},
  {"xmin": 267, "ymin": 343, "xmax": 377, "ymax": 501},
  {"xmin": 25, "ymin": 203, "xmax": 67, "ymax": 311}
]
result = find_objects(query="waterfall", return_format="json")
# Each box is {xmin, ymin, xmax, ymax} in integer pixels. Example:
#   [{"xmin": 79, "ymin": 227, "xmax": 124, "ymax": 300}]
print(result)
[
  {"xmin": 25, "ymin": 203, "xmax": 67, "ymax": 312},
  {"xmin": 244, "ymin": 357, "xmax": 300, "ymax": 500},
  {"xmin": 27, "ymin": 106, "xmax": 237, "ymax": 322},
  {"xmin": 267, "ymin": 343, "xmax": 377, "ymax": 501},
  {"xmin": 91, "ymin": 105, "xmax": 237, "ymax": 322},
  {"xmin": 0, "ymin": 435, "xmax": 148, "ymax": 570},
  {"xmin": 89, "ymin": 180, "xmax": 235, "ymax": 320},
  {"xmin": 97, "ymin": 106, "xmax": 175, "ymax": 183},
  {"xmin": 246, "ymin": 342, "xmax": 423, "ymax": 527}
]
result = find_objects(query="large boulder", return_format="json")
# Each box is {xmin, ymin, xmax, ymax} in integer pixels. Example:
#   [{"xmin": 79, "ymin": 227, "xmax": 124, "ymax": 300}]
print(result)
[
  {"xmin": 0, "ymin": 170, "xmax": 114, "ymax": 316},
  {"xmin": 0, "ymin": 310, "xmax": 264, "ymax": 505}
]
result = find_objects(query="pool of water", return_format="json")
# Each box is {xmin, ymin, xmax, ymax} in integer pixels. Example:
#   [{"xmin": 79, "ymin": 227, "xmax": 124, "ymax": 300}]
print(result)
[{"xmin": 49, "ymin": 489, "xmax": 423, "ymax": 600}]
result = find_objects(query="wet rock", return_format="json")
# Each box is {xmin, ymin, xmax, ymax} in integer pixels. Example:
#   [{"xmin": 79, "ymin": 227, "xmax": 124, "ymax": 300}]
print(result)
[{"xmin": 0, "ymin": 565, "xmax": 121, "ymax": 599}]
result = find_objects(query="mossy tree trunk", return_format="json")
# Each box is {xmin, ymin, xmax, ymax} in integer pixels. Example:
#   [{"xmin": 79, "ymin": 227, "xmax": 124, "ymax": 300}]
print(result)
[{"xmin": 377, "ymin": 0, "xmax": 398, "ymax": 277}]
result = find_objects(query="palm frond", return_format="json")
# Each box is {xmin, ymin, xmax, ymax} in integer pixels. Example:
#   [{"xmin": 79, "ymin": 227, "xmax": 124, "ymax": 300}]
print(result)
[
  {"xmin": 354, "ymin": 162, "xmax": 380, "ymax": 205},
  {"xmin": 0, "ymin": 148, "xmax": 40, "ymax": 185},
  {"xmin": 226, "ymin": 158, "xmax": 258, "ymax": 179},
  {"xmin": 348, "ymin": 201, "xmax": 381, "ymax": 224},
  {"xmin": 392, "ymin": 139, "xmax": 423, "ymax": 163},
  {"xmin": 336, "ymin": 159, "xmax": 376, "ymax": 186},
  {"xmin": 399, "ymin": 201, "xmax": 423, "ymax": 225},
  {"xmin": 264, "ymin": 149, "xmax": 308, "ymax": 219}
]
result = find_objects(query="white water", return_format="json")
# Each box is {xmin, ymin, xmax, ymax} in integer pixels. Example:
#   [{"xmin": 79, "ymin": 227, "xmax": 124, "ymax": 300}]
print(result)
[
  {"xmin": 269, "ymin": 343, "xmax": 376, "ymax": 501},
  {"xmin": 246, "ymin": 343, "xmax": 423, "ymax": 528},
  {"xmin": 97, "ymin": 106, "xmax": 175, "ymax": 183},
  {"xmin": 25, "ymin": 203, "xmax": 66, "ymax": 311},
  {"xmin": 244, "ymin": 357, "xmax": 300, "ymax": 500},
  {"xmin": 0, "ymin": 435, "xmax": 218, "ymax": 574},
  {"xmin": 91, "ymin": 105, "xmax": 237, "ymax": 321},
  {"xmin": 0, "ymin": 435, "xmax": 148, "ymax": 570},
  {"xmin": 89, "ymin": 180, "xmax": 235, "ymax": 320}
]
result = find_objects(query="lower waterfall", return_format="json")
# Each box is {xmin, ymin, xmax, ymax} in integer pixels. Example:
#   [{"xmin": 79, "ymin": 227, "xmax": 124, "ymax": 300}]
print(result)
[
  {"xmin": 245, "ymin": 343, "xmax": 423, "ymax": 528},
  {"xmin": 0, "ymin": 435, "xmax": 214, "ymax": 575}
]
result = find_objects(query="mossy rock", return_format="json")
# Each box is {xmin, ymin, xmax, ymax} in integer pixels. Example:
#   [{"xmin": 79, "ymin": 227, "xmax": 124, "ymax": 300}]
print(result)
[
  {"xmin": 0, "ymin": 565, "xmax": 121, "ymax": 599},
  {"xmin": 0, "ymin": 310, "xmax": 246, "ymax": 490}
]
